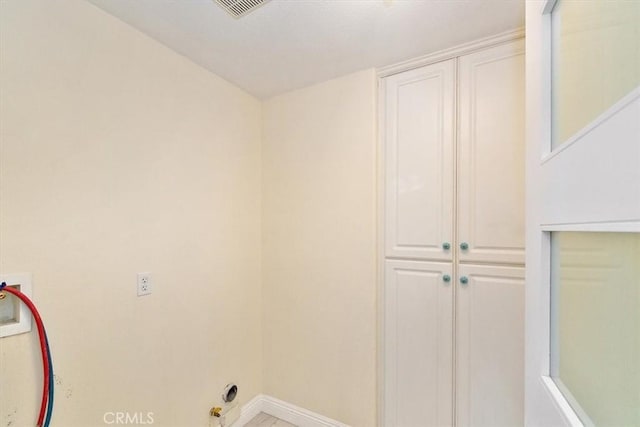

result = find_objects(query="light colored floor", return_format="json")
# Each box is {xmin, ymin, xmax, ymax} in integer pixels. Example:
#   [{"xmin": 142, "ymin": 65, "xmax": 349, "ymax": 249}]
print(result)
[{"xmin": 244, "ymin": 412, "xmax": 297, "ymax": 427}]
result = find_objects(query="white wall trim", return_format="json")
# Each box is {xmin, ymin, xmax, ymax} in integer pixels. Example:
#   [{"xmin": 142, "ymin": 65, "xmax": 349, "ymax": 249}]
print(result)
[
  {"xmin": 376, "ymin": 27, "xmax": 524, "ymax": 78},
  {"xmin": 233, "ymin": 395, "xmax": 351, "ymax": 427},
  {"xmin": 232, "ymin": 395, "xmax": 266, "ymax": 427}
]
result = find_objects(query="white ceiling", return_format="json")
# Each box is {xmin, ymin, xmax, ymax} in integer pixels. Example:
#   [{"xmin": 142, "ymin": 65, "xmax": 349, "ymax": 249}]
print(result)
[{"xmin": 86, "ymin": 0, "xmax": 524, "ymax": 99}]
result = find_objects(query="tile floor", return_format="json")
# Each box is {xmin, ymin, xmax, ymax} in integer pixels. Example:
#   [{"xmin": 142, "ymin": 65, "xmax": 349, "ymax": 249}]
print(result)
[{"xmin": 244, "ymin": 412, "xmax": 297, "ymax": 427}]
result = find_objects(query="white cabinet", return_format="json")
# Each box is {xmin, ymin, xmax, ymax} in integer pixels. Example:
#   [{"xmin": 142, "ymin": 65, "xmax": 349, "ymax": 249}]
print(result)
[
  {"xmin": 382, "ymin": 39, "xmax": 525, "ymax": 427},
  {"xmin": 455, "ymin": 264, "xmax": 525, "ymax": 427},
  {"xmin": 457, "ymin": 43, "xmax": 526, "ymax": 264},
  {"xmin": 384, "ymin": 43, "xmax": 525, "ymax": 264},
  {"xmin": 384, "ymin": 260, "xmax": 453, "ymax": 427},
  {"xmin": 384, "ymin": 59, "xmax": 455, "ymax": 262}
]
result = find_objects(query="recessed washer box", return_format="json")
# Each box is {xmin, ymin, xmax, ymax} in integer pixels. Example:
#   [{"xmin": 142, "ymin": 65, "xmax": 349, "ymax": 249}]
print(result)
[{"xmin": 0, "ymin": 273, "xmax": 33, "ymax": 338}]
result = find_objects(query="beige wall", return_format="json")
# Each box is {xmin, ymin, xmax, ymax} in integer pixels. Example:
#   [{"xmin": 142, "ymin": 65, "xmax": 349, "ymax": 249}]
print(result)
[
  {"xmin": 1, "ymin": 2, "xmax": 378, "ymax": 426},
  {"xmin": 0, "ymin": 1, "xmax": 263, "ymax": 426},
  {"xmin": 262, "ymin": 70, "xmax": 378, "ymax": 427}
]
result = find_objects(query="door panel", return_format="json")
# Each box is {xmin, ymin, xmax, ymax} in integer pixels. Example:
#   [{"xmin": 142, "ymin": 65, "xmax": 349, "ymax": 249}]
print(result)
[
  {"xmin": 526, "ymin": 2, "xmax": 640, "ymax": 425},
  {"xmin": 456, "ymin": 264, "xmax": 525, "ymax": 427},
  {"xmin": 384, "ymin": 260, "xmax": 454, "ymax": 427},
  {"xmin": 384, "ymin": 60, "xmax": 455, "ymax": 261},
  {"xmin": 457, "ymin": 41, "xmax": 525, "ymax": 264}
]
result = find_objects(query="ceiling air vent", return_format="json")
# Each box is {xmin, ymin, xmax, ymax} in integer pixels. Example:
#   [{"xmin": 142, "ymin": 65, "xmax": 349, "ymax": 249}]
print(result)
[{"xmin": 214, "ymin": 0, "xmax": 271, "ymax": 18}]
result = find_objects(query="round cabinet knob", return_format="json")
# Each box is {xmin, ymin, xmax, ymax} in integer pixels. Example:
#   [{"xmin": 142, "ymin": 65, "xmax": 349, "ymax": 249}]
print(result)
[
  {"xmin": 442, "ymin": 274, "xmax": 451, "ymax": 283},
  {"xmin": 460, "ymin": 242, "xmax": 469, "ymax": 251},
  {"xmin": 460, "ymin": 276, "xmax": 469, "ymax": 285},
  {"xmin": 442, "ymin": 242, "xmax": 451, "ymax": 250}
]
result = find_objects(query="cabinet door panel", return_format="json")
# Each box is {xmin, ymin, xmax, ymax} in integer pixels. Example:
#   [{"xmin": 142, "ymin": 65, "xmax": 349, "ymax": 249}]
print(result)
[
  {"xmin": 384, "ymin": 260, "xmax": 453, "ymax": 427},
  {"xmin": 384, "ymin": 60, "xmax": 455, "ymax": 261},
  {"xmin": 457, "ymin": 41, "xmax": 525, "ymax": 264},
  {"xmin": 456, "ymin": 264, "xmax": 525, "ymax": 427}
]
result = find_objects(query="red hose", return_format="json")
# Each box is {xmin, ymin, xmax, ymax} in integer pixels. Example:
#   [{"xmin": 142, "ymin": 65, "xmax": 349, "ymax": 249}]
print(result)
[{"xmin": 2, "ymin": 286, "xmax": 50, "ymax": 426}]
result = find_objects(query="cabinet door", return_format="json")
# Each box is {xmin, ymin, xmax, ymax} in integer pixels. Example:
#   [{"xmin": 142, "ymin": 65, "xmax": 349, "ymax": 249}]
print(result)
[
  {"xmin": 384, "ymin": 60, "xmax": 455, "ymax": 261},
  {"xmin": 457, "ymin": 40, "xmax": 525, "ymax": 264},
  {"xmin": 384, "ymin": 260, "xmax": 453, "ymax": 427},
  {"xmin": 455, "ymin": 264, "xmax": 525, "ymax": 427}
]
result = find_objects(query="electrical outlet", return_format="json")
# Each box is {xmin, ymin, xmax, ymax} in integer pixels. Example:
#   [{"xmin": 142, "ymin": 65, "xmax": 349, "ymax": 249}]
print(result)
[{"xmin": 137, "ymin": 273, "xmax": 152, "ymax": 296}]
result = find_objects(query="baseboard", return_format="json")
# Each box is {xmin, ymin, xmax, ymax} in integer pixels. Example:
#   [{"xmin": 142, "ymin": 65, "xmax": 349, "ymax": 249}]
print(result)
[
  {"xmin": 232, "ymin": 394, "xmax": 350, "ymax": 427},
  {"xmin": 232, "ymin": 394, "xmax": 266, "ymax": 426}
]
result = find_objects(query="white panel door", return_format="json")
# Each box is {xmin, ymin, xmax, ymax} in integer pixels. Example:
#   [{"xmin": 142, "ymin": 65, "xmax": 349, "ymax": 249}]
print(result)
[
  {"xmin": 384, "ymin": 259, "xmax": 453, "ymax": 427},
  {"xmin": 457, "ymin": 40, "xmax": 526, "ymax": 264},
  {"xmin": 455, "ymin": 264, "xmax": 525, "ymax": 427},
  {"xmin": 525, "ymin": 2, "xmax": 640, "ymax": 425},
  {"xmin": 384, "ymin": 60, "xmax": 455, "ymax": 261}
]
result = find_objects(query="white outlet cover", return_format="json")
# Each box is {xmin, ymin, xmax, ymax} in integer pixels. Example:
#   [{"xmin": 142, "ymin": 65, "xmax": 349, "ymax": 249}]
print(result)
[
  {"xmin": 0, "ymin": 273, "xmax": 33, "ymax": 338},
  {"xmin": 137, "ymin": 272, "xmax": 152, "ymax": 296}
]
